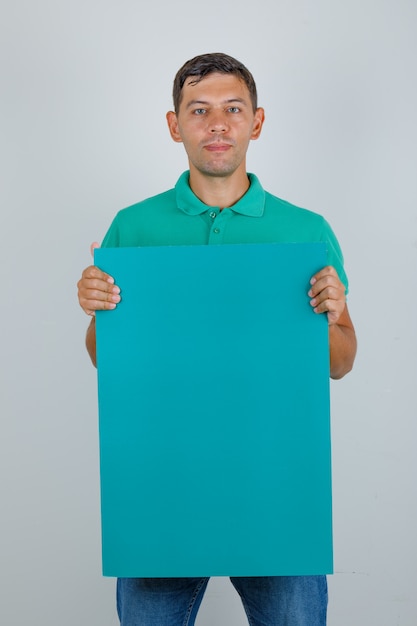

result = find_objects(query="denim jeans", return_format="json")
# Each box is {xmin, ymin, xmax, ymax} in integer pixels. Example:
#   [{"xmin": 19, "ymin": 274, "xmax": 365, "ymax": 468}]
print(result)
[{"xmin": 116, "ymin": 575, "xmax": 327, "ymax": 625}]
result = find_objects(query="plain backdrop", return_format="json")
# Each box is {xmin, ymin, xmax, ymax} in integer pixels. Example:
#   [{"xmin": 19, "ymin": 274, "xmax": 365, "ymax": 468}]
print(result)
[{"xmin": 1, "ymin": 1, "xmax": 416, "ymax": 624}]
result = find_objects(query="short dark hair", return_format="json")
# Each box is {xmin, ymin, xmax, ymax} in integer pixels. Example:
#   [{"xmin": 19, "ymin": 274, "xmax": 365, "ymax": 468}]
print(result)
[{"xmin": 172, "ymin": 52, "xmax": 258, "ymax": 114}]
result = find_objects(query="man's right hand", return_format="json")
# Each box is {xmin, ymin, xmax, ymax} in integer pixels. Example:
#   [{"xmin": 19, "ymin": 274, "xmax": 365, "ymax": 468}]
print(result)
[{"xmin": 77, "ymin": 243, "xmax": 121, "ymax": 316}]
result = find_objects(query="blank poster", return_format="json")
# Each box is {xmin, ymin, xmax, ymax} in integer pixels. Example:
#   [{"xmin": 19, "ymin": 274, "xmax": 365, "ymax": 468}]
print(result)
[{"xmin": 95, "ymin": 243, "xmax": 332, "ymax": 577}]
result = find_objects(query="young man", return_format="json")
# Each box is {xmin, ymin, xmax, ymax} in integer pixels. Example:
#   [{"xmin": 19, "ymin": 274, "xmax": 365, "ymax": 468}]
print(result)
[{"xmin": 77, "ymin": 52, "xmax": 356, "ymax": 626}]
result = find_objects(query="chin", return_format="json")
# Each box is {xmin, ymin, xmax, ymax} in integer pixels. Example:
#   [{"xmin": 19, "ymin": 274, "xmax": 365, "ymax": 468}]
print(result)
[{"xmin": 197, "ymin": 162, "xmax": 240, "ymax": 178}]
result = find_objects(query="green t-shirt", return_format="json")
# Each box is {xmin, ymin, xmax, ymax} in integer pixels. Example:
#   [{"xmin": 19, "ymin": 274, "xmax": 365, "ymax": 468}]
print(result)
[{"xmin": 102, "ymin": 171, "xmax": 348, "ymax": 290}]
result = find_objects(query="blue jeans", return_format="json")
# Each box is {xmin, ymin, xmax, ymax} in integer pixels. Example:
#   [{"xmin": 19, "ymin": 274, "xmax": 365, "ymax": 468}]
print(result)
[{"xmin": 117, "ymin": 576, "xmax": 327, "ymax": 625}]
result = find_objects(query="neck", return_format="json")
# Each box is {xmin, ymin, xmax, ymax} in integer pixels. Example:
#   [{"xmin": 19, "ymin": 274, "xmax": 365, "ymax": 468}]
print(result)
[{"xmin": 188, "ymin": 166, "xmax": 250, "ymax": 210}]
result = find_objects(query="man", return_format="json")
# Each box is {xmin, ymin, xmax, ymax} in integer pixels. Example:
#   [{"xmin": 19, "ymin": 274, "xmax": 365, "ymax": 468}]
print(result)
[{"xmin": 78, "ymin": 52, "xmax": 356, "ymax": 626}]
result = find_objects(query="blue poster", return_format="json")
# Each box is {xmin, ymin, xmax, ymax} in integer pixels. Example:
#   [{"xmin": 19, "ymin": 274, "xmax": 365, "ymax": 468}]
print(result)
[{"xmin": 95, "ymin": 243, "xmax": 332, "ymax": 577}]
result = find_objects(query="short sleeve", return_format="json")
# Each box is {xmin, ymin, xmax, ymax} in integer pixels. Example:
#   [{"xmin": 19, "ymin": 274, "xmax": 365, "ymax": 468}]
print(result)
[
  {"xmin": 101, "ymin": 213, "xmax": 121, "ymax": 248},
  {"xmin": 321, "ymin": 218, "xmax": 349, "ymax": 295}
]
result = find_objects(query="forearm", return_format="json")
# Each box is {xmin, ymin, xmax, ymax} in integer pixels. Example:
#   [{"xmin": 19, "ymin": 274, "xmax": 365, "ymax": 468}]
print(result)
[
  {"xmin": 329, "ymin": 319, "xmax": 357, "ymax": 380},
  {"xmin": 86, "ymin": 317, "xmax": 97, "ymax": 367}
]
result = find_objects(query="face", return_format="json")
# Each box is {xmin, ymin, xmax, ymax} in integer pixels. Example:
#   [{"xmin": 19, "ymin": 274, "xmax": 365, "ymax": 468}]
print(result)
[{"xmin": 166, "ymin": 73, "xmax": 264, "ymax": 179}]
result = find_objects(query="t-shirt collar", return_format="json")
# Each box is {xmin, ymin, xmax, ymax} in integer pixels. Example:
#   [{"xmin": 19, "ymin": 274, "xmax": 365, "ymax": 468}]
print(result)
[{"xmin": 175, "ymin": 171, "xmax": 265, "ymax": 217}]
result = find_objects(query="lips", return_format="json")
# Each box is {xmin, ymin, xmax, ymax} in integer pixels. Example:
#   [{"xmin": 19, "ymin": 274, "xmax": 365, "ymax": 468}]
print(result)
[{"xmin": 204, "ymin": 143, "xmax": 232, "ymax": 152}]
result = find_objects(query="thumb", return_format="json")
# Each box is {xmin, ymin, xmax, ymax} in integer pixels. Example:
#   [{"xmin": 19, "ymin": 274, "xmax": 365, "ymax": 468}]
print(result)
[{"xmin": 90, "ymin": 241, "xmax": 100, "ymax": 258}]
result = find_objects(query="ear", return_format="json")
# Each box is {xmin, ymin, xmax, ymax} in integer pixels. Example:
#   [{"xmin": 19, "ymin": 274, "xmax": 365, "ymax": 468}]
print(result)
[
  {"xmin": 166, "ymin": 111, "xmax": 183, "ymax": 143},
  {"xmin": 250, "ymin": 107, "xmax": 265, "ymax": 140}
]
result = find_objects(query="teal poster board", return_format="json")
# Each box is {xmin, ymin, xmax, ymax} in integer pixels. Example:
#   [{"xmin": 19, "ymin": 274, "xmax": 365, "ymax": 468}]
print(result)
[{"xmin": 95, "ymin": 243, "xmax": 333, "ymax": 577}]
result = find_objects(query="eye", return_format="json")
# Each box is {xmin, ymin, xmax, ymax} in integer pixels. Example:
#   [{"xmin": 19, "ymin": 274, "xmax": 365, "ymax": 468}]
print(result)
[
  {"xmin": 193, "ymin": 108, "xmax": 206, "ymax": 115},
  {"xmin": 227, "ymin": 106, "xmax": 240, "ymax": 113}
]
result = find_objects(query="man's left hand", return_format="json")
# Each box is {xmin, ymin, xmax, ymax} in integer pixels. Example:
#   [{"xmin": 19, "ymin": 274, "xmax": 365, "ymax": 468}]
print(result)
[{"xmin": 308, "ymin": 266, "xmax": 346, "ymax": 325}]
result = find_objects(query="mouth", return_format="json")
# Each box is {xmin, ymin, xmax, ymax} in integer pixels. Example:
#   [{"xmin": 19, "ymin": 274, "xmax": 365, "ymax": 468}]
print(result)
[{"xmin": 204, "ymin": 142, "xmax": 232, "ymax": 152}]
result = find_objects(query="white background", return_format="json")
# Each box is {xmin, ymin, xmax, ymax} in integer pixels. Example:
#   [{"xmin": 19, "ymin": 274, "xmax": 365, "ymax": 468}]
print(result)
[{"xmin": 1, "ymin": 1, "xmax": 416, "ymax": 624}]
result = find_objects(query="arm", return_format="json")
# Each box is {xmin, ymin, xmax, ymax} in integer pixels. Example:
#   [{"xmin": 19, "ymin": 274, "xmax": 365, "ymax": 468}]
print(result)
[
  {"xmin": 85, "ymin": 316, "xmax": 97, "ymax": 367},
  {"xmin": 77, "ymin": 263, "xmax": 121, "ymax": 367},
  {"xmin": 308, "ymin": 266, "xmax": 357, "ymax": 379},
  {"xmin": 328, "ymin": 304, "xmax": 356, "ymax": 379}
]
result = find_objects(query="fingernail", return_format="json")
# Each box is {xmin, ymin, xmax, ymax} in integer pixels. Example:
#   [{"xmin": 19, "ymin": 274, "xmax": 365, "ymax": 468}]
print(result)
[
  {"xmin": 107, "ymin": 277, "xmax": 115, "ymax": 284},
  {"xmin": 310, "ymin": 277, "xmax": 316, "ymax": 285}
]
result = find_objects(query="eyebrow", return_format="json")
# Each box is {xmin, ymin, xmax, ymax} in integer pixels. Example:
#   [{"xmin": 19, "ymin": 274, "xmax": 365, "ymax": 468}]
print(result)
[{"xmin": 185, "ymin": 98, "xmax": 248, "ymax": 110}]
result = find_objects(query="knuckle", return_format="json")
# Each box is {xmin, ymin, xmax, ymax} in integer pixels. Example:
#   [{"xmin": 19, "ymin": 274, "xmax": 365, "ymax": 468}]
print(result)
[
  {"xmin": 92, "ymin": 288, "xmax": 105, "ymax": 300},
  {"xmin": 83, "ymin": 265, "xmax": 102, "ymax": 280}
]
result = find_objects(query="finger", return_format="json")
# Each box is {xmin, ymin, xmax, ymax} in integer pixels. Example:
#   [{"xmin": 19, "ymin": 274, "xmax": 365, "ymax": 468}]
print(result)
[
  {"xmin": 78, "ymin": 286, "xmax": 121, "ymax": 315},
  {"xmin": 80, "ymin": 297, "xmax": 119, "ymax": 315},
  {"xmin": 90, "ymin": 241, "xmax": 100, "ymax": 258},
  {"xmin": 310, "ymin": 265, "xmax": 339, "ymax": 285},
  {"xmin": 309, "ymin": 284, "xmax": 345, "ymax": 308},
  {"xmin": 310, "ymin": 296, "xmax": 345, "ymax": 325},
  {"xmin": 78, "ymin": 281, "xmax": 121, "ymax": 305},
  {"xmin": 313, "ymin": 303, "xmax": 344, "ymax": 325},
  {"xmin": 308, "ymin": 274, "xmax": 345, "ymax": 301},
  {"xmin": 308, "ymin": 264, "xmax": 346, "ymax": 325},
  {"xmin": 311, "ymin": 297, "xmax": 343, "ymax": 314},
  {"xmin": 78, "ymin": 279, "xmax": 121, "ymax": 299},
  {"xmin": 81, "ymin": 264, "xmax": 116, "ymax": 285},
  {"xmin": 77, "ymin": 266, "xmax": 121, "ymax": 315}
]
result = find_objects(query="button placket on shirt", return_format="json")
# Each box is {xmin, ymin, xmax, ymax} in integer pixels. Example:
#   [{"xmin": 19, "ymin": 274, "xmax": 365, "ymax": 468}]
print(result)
[{"xmin": 207, "ymin": 209, "xmax": 233, "ymax": 244}]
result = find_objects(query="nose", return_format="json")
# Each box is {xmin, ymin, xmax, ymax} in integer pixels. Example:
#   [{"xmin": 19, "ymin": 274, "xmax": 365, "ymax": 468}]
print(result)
[{"xmin": 208, "ymin": 111, "xmax": 229, "ymax": 133}]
